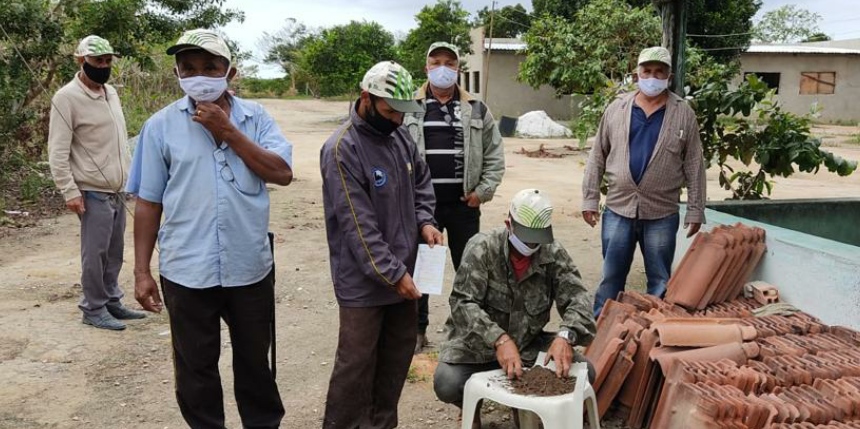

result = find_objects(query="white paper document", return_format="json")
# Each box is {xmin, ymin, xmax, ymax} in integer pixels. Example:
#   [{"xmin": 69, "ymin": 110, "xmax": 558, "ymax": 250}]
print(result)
[{"xmin": 413, "ymin": 244, "xmax": 449, "ymax": 295}]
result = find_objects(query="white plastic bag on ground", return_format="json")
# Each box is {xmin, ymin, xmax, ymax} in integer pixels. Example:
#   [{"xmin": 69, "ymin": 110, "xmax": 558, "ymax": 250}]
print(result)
[{"xmin": 515, "ymin": 111, "xmax": 572, "ymax": 138}]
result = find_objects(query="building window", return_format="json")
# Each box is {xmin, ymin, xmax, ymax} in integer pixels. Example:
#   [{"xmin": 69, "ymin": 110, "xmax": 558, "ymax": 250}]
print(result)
[
  {"xmin": 744, "ymin": 72, "xmax": 781, "ymax": 94},
  {"xmin": 462, "ymin": 72, "xmax": 470, "ymax": 92},
  {"xmin": 800, "ymin": 72, "xmax": 836, "ymax": 95},
  {"xmin": 473, "ymin": 71, "xmax": 481, "ymax": 94}
]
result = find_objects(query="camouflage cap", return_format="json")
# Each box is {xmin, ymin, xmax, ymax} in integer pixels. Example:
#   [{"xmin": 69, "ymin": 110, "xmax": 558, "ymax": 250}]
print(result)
[
  {"xmin": 167, "ymin": 29, "xmax": 232, "ymax": 63},
  {"xmin": 360, "ymin": 61, "xmax": 424, "ymax": 113},
  {"xmin": 75, "ymin": 35, "xmax": 119, "ymax": 57},
  {"xmin": 638, "ymin": 46, "xmax": 671, "ymax": 67},
  {"xmin": 509, "ymin": 189, "xmax": 554, "ymax": 244},
  {"xmin": 427, "ymin": 41, "xmax": 460, "ymax": 61}
]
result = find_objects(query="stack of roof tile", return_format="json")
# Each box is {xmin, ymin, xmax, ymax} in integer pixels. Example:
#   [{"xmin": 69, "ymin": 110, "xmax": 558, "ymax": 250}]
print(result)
[
  {"xmin": 665, "ymin": 223, "xmax": 767, "ymax": 310},
  {"xmin": 585, "ymin": 290, "xmax": 860, "ymax": 429}
]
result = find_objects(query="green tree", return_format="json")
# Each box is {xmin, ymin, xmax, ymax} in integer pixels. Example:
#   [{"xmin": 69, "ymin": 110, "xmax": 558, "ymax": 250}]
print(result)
[
  {"xmin": 259, "ymin": 18, "xmax": 315, "ymax": 95},
  {"xmin": 693, "ymin": 75, "xmax": 856, "ymax": 199},
  {"xmin": 802, "ymin": 32, "xmax": 831, "ymax": 43},
  {"xmin": 519, "ymin": 0, "xmax": 661, "ymax": 96},
  {"xmin": 299, "ymin": 20, "xmax": 397, "ymax": 97},
  {"xmin": 519, "ymin": 0, "xmax": 660, "ymax": 145},
  {"xmin": 754, "ymin": 5, "xmax": 822, "ymax": 44},
  {"xmin": 0, "ymin": 0, "xmax": 242, "ymax": 215},
  {"xmin": 472, "ymin": 3, "xmax": 532, "ymax": 39},
  {"xmin": 399, "ymin": 0, "xmax": 472, "ymax": 79},
  {"xmin": 532, "ymin": 0, "xmax": 587, "ymax": 20},
  {"xmin": 625, "ymin": 0, "xmax": 761, "ymax": 62}
]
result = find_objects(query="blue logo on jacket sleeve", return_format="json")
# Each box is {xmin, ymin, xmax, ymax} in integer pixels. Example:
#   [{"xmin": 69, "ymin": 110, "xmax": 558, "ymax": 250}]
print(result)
[{"xmin": 372, "ymin": 167, "xmax": 387, "ymax": 187}]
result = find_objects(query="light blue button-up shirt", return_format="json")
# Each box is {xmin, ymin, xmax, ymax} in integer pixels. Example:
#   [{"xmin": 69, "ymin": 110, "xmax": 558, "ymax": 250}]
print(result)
[{"xmin": 126, "ymin": 96, "xmax": 292, "ymax": 288}]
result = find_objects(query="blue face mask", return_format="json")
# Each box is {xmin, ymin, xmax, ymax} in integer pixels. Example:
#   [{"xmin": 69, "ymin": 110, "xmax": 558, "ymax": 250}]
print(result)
[
  {"xmin": 427, "ymin": 66, "xmax": 458, "ymax": 89},
  {"xmin": 178, "ymin": 66, "xmax": 230, "ymax": 102},
  {"xmin": 638, "ymin": 76, "xmax": 669, "ymax": 97}
]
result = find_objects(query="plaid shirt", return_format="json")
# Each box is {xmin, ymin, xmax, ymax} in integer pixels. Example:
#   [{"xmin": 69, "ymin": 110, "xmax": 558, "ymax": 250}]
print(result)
[{"xmin": 582, "ymin": 91, "xmax": 706, "ymax": 224}]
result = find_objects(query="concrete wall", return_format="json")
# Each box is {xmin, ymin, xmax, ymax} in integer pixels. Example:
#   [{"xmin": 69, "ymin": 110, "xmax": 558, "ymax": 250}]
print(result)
[
  {"xmin": 463, "ymin": 27, "xmax": 574, "ymax": 120},
  {"xmin": 708, "ymin": 198, "xmax": 860, "ymax": 247},
  {"xmin": 737, "ymin": 53, "xmax": 860, "ymax": 122},
  {"xmin": 675, "ymin": 207, "xmax": 860, "ymax": 329}
]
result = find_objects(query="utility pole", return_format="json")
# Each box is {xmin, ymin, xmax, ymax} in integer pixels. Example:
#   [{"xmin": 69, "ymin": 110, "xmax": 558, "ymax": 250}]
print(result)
[
  {"xmin": 483, "ymin": 0, "xmax": 497, "ymax": 103},
  {"xmin": 652, "ymin": 0, "xmax": 688, "ymax": 96}
]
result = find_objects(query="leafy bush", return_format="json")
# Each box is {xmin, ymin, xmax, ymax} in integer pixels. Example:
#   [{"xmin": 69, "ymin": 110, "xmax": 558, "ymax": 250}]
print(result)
[{"xmin": 692, "ymin": 74, "xmax": 857, "ymax": 199}]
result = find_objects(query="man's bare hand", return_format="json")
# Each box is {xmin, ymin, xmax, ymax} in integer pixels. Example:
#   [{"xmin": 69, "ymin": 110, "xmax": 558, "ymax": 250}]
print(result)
[
  {"xmin": 192, "ymin": 102, "xmax": 234, "ymax": 143},
  {"xmin": 685, "ymin": 222, "xmax": 702, "ymax": 238},
  {"xmin": 544, "ymin": 337, "xmax": 574, "ymax": 378},
  {"xmin": 582, "ymin": 211, "xmax": 599, "ymax": 227},
  {"xmin": 460, "ymin": 192, "xmax": 482, "ymax": 208},
  {"xmin": 495, "ymin": 334, "xmax": 523, "ymax": 379},
  {"xmin": 66, "ymin": 196, "xmax": 85, "ymax": 215},
  {"xmin": 394, "ymin": 272, "xmax": 421, "ymax": 300},
  {"xmin": 134, "ymin": 271, "xmax": 163, "ymax": 313},
  {"xmin": 421, "ymin": 225, "xmax": 444, "ymax": 247}
]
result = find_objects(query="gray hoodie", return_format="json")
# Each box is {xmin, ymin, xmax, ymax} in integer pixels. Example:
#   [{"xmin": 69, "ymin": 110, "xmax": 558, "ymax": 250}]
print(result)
[{"xmin": 320, "ymin": 105, "xmax": 437, "ymax": 307}]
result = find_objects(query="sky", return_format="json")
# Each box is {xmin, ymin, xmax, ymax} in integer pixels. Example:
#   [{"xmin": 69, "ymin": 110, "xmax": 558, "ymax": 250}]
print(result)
[{"xmin": 222, "ymin": 0, "xmax": 860, "ymax": 78}]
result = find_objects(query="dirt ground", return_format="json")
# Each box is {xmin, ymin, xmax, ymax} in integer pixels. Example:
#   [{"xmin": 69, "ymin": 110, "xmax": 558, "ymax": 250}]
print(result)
[{"xmin": 1, "ymin": 99, "xmax": 859, "ymax": 429}]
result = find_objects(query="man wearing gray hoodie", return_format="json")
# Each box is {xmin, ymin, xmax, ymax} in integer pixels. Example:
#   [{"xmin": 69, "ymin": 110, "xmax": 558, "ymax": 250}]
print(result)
[{"xmin": 320, "ymin": 61, "xmax": 443, "ymax": 429}]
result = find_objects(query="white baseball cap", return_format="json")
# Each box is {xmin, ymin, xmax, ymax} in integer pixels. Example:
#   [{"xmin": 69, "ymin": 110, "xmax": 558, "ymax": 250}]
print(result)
[
  {"xmin": 167, "ymin": 29, "xmax": 232, "ymax": 63},
  {"xmin": 360, "ymin": 61, "xmax": 424, "ymax": 113},
  {"xmin": 509, "ymin": 189, "xmax": 554, "ymax": 244},
  {"xmin": 75, "ymin": 35, "xmax": 119, "ymax": 57}
]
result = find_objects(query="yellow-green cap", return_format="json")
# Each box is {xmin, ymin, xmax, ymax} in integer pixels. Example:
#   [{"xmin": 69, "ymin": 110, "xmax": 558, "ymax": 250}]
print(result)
[
  {"xmin": 75, "ymin": 35, "xmax": 119, "ymax": 57},
  {"xmin": 427, "ymin": 41, "xmax": 460, "ymax": 61},
  {"xmin": 167, "ymin": 29, "xmax": 232, "ymax": 63},
  {"xmin": 638, "ymin": 46, "xmax": 671, "ymax": 67}
]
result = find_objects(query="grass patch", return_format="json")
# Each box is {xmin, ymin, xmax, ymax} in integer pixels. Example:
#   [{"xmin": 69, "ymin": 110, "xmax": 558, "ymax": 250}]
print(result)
[{"xmin": 406, "ymin": 364, "xmax": 429, "ymax": 383}]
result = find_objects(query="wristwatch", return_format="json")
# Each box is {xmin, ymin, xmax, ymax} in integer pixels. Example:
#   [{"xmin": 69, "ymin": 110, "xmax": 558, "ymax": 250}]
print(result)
[{"xmin": 556, "ymin": 330, "xmax": 576, "ymax": 346}]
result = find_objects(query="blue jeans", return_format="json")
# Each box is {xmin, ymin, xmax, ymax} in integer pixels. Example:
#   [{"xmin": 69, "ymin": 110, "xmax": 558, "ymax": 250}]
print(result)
[{"xmin": 592, "ymin": 209, "xmax": 680, "ymax": 317}]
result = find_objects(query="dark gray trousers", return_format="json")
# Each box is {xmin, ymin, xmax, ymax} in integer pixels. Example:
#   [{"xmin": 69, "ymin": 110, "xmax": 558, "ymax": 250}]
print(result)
[
  {"xmin": 323, "ymin": 300, "xmax": 418, "ymax": 429},
  {"xmin": 78, "ymin": 191, "xmax": 125, "ymax": 316}
]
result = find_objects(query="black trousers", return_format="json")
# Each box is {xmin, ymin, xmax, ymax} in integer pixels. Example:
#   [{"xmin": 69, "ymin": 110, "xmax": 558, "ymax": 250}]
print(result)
[
  {"xmin": 323, "ymin": 300, "xmax": 418, "ymax": 429},
  {"xmin": 161, "ymin": 271, "xmax": 284, "ymax": 429},
  {"xmin": 418, "ymin": 201, "xmax": 481, "ymax": 334}
]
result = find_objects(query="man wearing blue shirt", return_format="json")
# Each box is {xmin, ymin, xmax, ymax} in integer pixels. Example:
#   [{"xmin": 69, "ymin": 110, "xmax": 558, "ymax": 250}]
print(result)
[{"xmin": 127, "ymin": 29, "xmax": 293, "ymax": 429}]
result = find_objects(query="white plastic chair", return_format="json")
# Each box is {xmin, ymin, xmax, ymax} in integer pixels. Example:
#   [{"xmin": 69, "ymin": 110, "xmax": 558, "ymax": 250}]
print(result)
[{"xmin": 460, "ymin": 355, "xmax": 600, "ymax": 429}]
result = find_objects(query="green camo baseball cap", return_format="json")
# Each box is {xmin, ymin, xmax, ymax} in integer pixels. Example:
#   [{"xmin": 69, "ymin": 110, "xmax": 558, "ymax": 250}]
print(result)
[
  {"xmin": 509, "ymin": 189, "xmax": 554, "ymax": 244},
  {"xmin": 75, "ymin": 35, "xmax": 119, "ymax": 57},
  {"xmin": 360, "ymin": 61, "xmax": 423, "ymax": 113},
  {"xmin": 167, "ymin": 29, "xmax": 232, "ymax": 63},
  {"xmin": 638, "ymin": 46, "xmax": 672, "ymax": 67},
  {"xmin": 427, "ymin": 41, "xmax": 460, "ymax": 61}
]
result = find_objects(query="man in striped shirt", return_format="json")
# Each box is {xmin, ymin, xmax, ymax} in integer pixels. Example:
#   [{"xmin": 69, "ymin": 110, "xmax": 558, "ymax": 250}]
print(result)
[
  {"xmin": 582, "ymin": 47, "xmax": 707, "ymax": 317},
  {"xmin": 405, "ymin": 42, "xmax": 506, "ymax": 354}
]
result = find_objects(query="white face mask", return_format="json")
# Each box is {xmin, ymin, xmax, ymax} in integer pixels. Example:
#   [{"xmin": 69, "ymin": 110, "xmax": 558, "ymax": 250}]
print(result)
[
  {"xmin": 637, "ymin": 76, "xmax": 669, "ymax": 97},
  {"xmin": 509, "ymin": 230, "xmax": 540, "ymax": 257},
  {"xmin": 427, "ymin": 66, "xmax": 458, "ymax": 89},
  {"xmin": 178, "ymin": 66, "xmax": 230, "ymax": 102}
]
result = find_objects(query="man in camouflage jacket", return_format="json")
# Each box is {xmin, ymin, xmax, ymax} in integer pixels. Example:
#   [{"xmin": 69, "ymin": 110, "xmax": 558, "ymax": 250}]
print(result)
[{"xmin": 434, "ymin": 189, "xmax": 597, "ymax": 423}]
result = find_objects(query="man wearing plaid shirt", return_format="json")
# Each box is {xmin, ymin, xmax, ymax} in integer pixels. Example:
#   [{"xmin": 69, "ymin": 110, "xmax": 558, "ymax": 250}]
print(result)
[{"xmin": 582, "ymin": 46, "xmax": 706, "ymax": 317}]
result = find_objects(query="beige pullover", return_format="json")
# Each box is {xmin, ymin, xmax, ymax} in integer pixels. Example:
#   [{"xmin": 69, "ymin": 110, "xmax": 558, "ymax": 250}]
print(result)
[{"xmin": 48, "ymin": 73, "xmax": 129, "ymax": 201}]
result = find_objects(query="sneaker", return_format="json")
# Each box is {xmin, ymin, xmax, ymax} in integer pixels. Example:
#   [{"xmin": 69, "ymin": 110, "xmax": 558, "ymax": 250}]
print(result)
[
  {"xmin": 414, "ymin": 333, "xmax": 429, "ymax": 355},
  {"xmin": 82, "ymin": 313, "xmax": 126, "ymax": 331},
  {"xmin": 106, "ymin": 303, "xmax": 147, "ymax": 320}
]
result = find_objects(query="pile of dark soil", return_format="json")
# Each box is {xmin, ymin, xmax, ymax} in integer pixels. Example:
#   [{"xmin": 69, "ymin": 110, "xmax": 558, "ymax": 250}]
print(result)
[{"xmin": 509, "ymin": 366, "xmax": 576, "ymax": 396}]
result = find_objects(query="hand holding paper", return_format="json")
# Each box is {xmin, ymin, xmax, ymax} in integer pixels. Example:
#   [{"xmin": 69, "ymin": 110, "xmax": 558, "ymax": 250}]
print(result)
[{"xmin": 413, "ymin": 244, "xmax": 448, "ymax": 295}]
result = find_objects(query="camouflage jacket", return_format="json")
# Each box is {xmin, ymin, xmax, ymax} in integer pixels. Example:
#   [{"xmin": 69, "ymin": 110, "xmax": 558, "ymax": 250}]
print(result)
[{"xmin": 439, "ymin": 227, "xmax": 597, "ymax": 364}]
